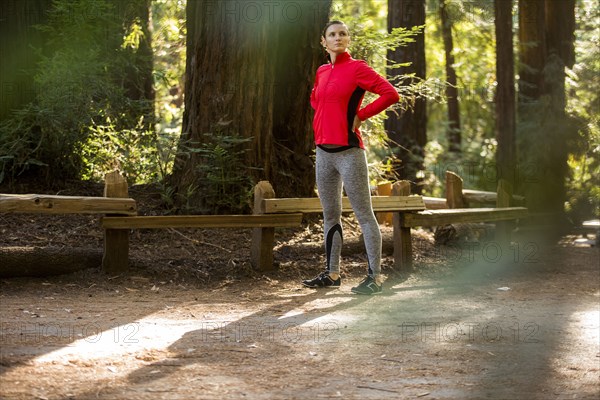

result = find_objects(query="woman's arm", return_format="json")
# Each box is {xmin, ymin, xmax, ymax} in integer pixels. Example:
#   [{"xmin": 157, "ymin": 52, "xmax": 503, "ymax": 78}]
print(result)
[
  {"xmin": 354, "ymin": 61, "xmax": 400, "ymax": 121},
  {"xmin": 310, "ymin": 71, "xmax": 320, "ymax": 110}
]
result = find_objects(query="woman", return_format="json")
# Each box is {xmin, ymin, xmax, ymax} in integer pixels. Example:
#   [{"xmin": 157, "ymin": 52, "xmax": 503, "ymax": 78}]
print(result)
[{"xmin": 302, "ymin": 20, "xmax": 400, "ymax": 295}]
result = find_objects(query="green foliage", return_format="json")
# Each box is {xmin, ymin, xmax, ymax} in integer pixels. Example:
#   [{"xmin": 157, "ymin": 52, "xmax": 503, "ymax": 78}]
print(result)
[
  {"xmin": 81, "ymin": 116, "xmax": 178, "ymax": 185},
  {"xmin": 0, "ymin": 0, "xmax": 154, "ymax": 184},
  {"xmin": 422, "ymin": 0, "xmax": 497, "ymax": 195},
  {"xmin": 331, "ymin": 2, "xmax": 502, "ymax": 191},
  {"xmin": 151, "ymin": 0, "xmax": 186, "ymax": 144},
  {"xmin": 423, "ymin": 136, "xmax": 498, "ymax": 198},
  {"xmin": 186, "ymin": 131, "xmax": 253, "ymax": 214}
]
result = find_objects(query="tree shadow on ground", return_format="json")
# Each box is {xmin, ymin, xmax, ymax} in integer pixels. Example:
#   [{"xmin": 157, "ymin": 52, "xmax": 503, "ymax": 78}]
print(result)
[{"xmin": 71, "ymin": 287, "xmax": 375, "ymax": 398}]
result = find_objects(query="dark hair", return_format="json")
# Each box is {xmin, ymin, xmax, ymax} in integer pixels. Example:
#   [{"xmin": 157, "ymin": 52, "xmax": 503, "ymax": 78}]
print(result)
[{"xmin": 322, "ymin": 20, "xmax": 348, "ymax": 37}]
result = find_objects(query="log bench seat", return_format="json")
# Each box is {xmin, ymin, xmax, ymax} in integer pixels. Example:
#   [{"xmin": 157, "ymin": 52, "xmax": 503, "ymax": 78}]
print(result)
[
  {"xmin": 0, "ymin": 193, "xmax": 136, "ymax": 215},
  {"xmin": 395, "ymin": 206, "xmax": 529, "ymax": 268},
  {"xmin": 402, "ymin": 207, "xmax": 529, "ymax": 227},
  {"xmin": 101, "ymin": 213, "xmax": 303, "ymax": 229}
]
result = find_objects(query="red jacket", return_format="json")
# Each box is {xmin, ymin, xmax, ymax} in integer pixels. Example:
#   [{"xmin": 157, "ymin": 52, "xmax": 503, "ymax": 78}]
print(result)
[{"xmin": 310, "ymin": 51, "xmax": 400, "ymax": 149}]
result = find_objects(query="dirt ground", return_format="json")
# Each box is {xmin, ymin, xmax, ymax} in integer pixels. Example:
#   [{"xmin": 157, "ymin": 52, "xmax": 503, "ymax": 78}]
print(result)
[{"xmin": 0, "ymin": 185, "xmax": 598, "ymax": 399}]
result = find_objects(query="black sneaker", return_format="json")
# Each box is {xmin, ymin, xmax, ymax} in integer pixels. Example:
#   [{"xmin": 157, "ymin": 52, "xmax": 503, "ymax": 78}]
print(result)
[
  {"xmin": 302, "ymin": 271, "xmax": 341, "ymax": 288},
  {"xmin": 351, "ymin": 276, "xmax": 382, "ymax": 295}
]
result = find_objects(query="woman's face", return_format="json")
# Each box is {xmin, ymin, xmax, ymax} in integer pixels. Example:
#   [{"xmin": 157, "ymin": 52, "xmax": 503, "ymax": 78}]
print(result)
[{"xmin": 321, "ymin": 23, "xmax": 350, "ymax": 54}]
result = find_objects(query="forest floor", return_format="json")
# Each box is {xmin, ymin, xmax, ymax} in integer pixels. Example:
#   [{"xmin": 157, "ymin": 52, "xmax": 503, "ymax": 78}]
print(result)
[{"xmin": 0, "ymin": 183, "xmax": 598, "ymax": 399}]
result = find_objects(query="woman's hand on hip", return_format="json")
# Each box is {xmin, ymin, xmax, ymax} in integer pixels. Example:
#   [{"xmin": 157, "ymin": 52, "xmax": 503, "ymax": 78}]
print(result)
[{"xmin": 352, "ymin": 115, "xmax": 363, "ymax": 132}]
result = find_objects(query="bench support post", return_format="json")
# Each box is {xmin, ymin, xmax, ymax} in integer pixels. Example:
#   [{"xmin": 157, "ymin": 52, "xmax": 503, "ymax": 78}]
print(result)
[
  {"xmin": 251, "ymin": 181, "xmax": 276, "ymax": 271},
  {"xmin": 446, "ymin": 171, "xmax": 466, "ymax": 208},
  {"xmin": 392, "ymin": 181, "xmax": 412, "ymax": 270},
  {"xmin": 102, "ymin": 171, "xmax": 130, "ymax": 274},
  {"xmin": 496, "ymin": 179, "xmax": 513, "ymax": 244}
]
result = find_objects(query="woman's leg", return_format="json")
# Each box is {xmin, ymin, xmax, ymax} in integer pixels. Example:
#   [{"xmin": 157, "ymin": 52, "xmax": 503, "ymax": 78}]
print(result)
[
  {"xmin": 315, "ymin": 147, "xmax": 343, "ymax": 275},
  {"xmin": 337, "ymin": 148, "xmax": 382, "ymax": 277}
]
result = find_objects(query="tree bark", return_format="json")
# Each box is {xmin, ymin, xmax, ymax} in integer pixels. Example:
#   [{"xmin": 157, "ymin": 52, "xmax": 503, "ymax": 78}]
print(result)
[
  {"xmin": 545, "ymin": 0, "xmax": 575, "ymax": 69},
  {"xmin": 518, "ymin": 0, "xmax": 546, "ymax": 102},
  {"xmin": 385, "ymin": 0, "xmax": 427, "ymax": 191},
  {"xmin": 538, "ymin": 0, "xmax": 575, "ymax": 218},
  {"xmin": 440, "ymin": 0, "xmax": 461, "ymax": 153},
  {"xmin": 494, "ymin": 0, "xmax": 517, "ymax": 188},
  {"xmin": 516, "ymin": 0, "xmax": 576, "ymax": 227},
  {"xmin": 172, "ymin": 0, "xmax": 330, "ymax": 211},
  {"xmin": 269, "ymin": 3, "xmax": 330, "ymax": 198}
]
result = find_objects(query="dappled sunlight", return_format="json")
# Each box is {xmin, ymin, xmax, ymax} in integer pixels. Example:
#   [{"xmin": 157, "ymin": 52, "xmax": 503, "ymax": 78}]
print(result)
[
  {"xmin": 1, "ymin": 294, "xmax": 365, "ymax": 396},
  {"xmin": 23, "ymin": 319, "xmax": 201, "ymax": 374},
  {"xmin": 568, "ymin": 309, "xmax": 600, "ymax": 349},
  {"xmin": 386, "ymin": 282, "xmax": 446, "ymax": 295},
  {"xmin": 1, "ymin": 307, "xmax": 256, "ymax": 383},
  {"xmin": 277, "ymin": 295, "xmax": 359, "ymax": 323},
  {"xmin": 545, "ymin": 308, "xmax": 600, "ymax": 396}
]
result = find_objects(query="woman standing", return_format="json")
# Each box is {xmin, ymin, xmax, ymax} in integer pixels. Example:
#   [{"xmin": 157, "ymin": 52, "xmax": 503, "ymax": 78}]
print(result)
[{"xmin": 302, "ymin": 20, "xmax": 400, "ymax": 295}]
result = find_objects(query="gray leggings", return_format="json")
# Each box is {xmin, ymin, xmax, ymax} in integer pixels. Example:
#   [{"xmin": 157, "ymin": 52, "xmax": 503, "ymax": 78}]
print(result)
[{"xmin": 316, "ymin": 147, "xmax": 381, "ymax": 277}]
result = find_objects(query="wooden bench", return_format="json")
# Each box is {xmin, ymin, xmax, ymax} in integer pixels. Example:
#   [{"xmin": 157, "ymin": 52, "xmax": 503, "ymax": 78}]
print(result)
[
  {"xmin": 2, "ymin": 169, "xmax": 530, "ymax": 276},
  {"xmin": 396, "ymin": 206, "xmax": 528, "ymax": 267},
  {"xmin": 396, "ymin": 172, "xmax": 528, "ymax": 267},
  {"xmin": 0, "ymin": 172, "xmax": 138, "ymax": 276},
  {"xmin": 1, "ymin": 172, "xmax": 302, "ymax": 275},
  {"xmin": 100, "ymin": 213, "xmax": 303, "ymax": 273}
]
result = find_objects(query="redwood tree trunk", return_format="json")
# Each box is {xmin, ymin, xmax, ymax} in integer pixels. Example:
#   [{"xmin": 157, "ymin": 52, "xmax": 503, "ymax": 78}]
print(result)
[
  {"xmin": 270, "ymin": 2, "xmax": 331, "ymax": 197},
  {"xmin": 518, "ymin": 0, "xmax": 546, "ymax": 102},
  {"xmin": 517, "ymin": 0, "xmax": 546, "ymax": 209},
  {"xmin": 172, "ymin": 0, "xmax": 330, "ymax": 211},
  {"xmin": 539, "ymin": 0, "xmax": 575, "ymax": 216},
  {"xmin": 385, "ymin": 0, "xmax": 427, "ymax": 191},
  {"xmin": 516, "ymin": 0, "xmax": 576, "ymax": 226},
  {"xmin": 545, "ymin": 0, "xmax": 575, "ymax": 69},
  {"xmin": 494, "ymin": 0, "xmax": 516, "ymax": 189},
  {"xmin": 440, "ymin": 0, "xmax": 461, "ymax": 153}
]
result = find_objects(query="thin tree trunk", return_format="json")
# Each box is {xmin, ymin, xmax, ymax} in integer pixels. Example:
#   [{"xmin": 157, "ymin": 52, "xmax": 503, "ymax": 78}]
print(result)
[
  {"xmin": 494, "ymin": 0, "xmax": 517, "ymax": 189},
  {"xmin": 440, "ymin": 0, "xmax": 461, "ymax": 153},
  {"xmin": 385, "ymin": 0, "xmax": 427, "ymax": 191},
  {"xmin": 120, "ymin": 0, "xmax": 155, "ymax": 127}
]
